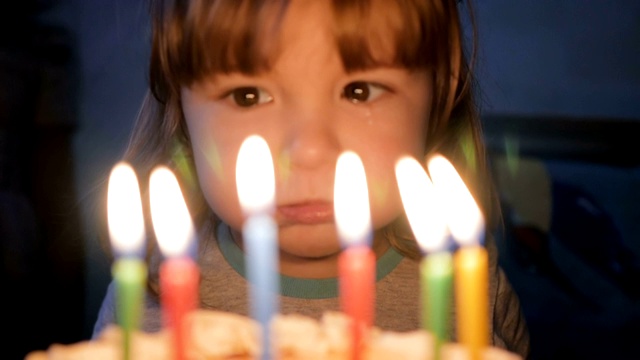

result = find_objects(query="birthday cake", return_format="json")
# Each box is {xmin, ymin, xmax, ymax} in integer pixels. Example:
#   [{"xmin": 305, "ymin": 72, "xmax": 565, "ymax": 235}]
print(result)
[{"xmin": 25, "ymin": 310, "xmax": 521, "ymax": 360}]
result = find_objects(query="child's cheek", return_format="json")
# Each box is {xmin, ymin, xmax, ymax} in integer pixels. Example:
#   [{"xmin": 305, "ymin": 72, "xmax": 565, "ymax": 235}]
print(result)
[
  {"xmin": 192, "ymin": 149, "xmax": 245, "ymax": 231},
  {"xmin": 367, "ymin": 173, "xmax": 405, "ymax": 230}
]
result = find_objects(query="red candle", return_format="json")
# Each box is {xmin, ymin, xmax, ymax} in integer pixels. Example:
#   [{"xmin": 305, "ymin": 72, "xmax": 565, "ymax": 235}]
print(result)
[
  {"xmin": 150, "ymin": 166, "xmax": 200, "ymax": 360},
  {"xmin": 338, "ymin": 246, "xmax": 375, "ymax": 358},
  {"xmin": 159, "ymin": 258, "xmax": 199, "ymax": 360},
  {"xmin": 334, "ymin": 151, "xmax": 375, "ymax": 360}
]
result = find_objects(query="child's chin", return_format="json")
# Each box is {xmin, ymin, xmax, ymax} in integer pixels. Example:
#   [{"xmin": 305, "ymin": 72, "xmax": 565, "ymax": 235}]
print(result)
[{"xmin": 278, "ymin": 225, "xmax": 342, "ymax": 257}]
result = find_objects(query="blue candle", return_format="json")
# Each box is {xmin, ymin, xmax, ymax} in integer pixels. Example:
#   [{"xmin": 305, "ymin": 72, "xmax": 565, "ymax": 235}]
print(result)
[{"xmin": 236, "ymin": 135, "xmax": 279, "ymax": 360}]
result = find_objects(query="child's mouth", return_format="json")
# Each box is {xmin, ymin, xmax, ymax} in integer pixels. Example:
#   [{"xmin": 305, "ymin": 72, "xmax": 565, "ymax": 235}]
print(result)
[{"xmin": 277, "ymin": 201, "xmax": 334, "ymax": 225}]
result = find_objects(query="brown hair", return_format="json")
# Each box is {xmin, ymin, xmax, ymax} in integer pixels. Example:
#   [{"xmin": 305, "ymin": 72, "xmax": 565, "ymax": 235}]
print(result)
[{"xmin": 123, "ymin": 0, "xmax": 494, "ymax": 261}]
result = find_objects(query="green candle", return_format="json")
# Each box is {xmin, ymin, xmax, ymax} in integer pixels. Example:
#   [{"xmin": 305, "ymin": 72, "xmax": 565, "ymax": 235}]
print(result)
[
  {"xmin": 113, "ymin": 258, "xmax": 147, "ymax": 360},
  {"xmin": 421, "ymin": 251, "xmax": 453, "ymax": 352},
  {"xmin": 108, "ymin": 162, "xmax": 147, "ymax": 360},
  {"xmin": 395, "ymin": 156, "xmax": 451, "ymax": 360}
]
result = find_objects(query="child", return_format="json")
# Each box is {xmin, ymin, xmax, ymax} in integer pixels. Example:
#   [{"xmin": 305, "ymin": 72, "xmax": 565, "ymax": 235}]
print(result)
[{"xmin": 93, "ymin": 0, "xmax": 530, "ymax": 357}]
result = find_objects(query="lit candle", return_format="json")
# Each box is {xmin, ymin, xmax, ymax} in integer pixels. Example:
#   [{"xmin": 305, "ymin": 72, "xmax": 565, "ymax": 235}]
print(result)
[
  {"xmin": 149, "ymin": 166, "xmax": 199, "ymax": 360},
  {"xmin": 334, "ymin": 151, "xmax": 375, "ymax": 360},
  {"xmin": 107, "ymin": 162, "xmax": 147, "ymax": 360},
  {"xmin": 395, "ymin": 156, "xmax": 452, "ymax": 355},
  {"xmin": 427, "ymin": 154, "xmax": 488, "ymax": 360},
  {"xmin": 235, "ymin": 135, "xmax": 279, "ymax": 360}
]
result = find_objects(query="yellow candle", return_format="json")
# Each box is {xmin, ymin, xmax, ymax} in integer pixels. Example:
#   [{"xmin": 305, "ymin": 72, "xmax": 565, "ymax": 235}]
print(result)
[
  {"xmin": 454, "ymin": 245, "xmax": 488, "ymax": 360},
  {"xmin": 427, "ymin": 154, "xmax": 488, "ymax": 360}
]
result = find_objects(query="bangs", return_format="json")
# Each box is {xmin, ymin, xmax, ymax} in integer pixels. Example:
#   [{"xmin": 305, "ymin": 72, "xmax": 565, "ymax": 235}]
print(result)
[
  {"xmin": 151, "ymin": 0, "xmax": 456, "ymax": 101},
  {"xmin": 152, "ymin": 0, "xmax": 287, "ymax": 100},
  {"xmin": 332, "ymin": 0, "xmax": 449, "ymax": 71}
]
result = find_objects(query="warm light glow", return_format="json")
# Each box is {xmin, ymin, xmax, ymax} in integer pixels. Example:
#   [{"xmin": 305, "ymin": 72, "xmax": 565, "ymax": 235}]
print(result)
[
  {"xmin": 107, "ymin": 162, "xmax": 145, "ymax": 255},
  {"xmin": 334, "ymin": 151, "xmax": 371, "ymax": 247},
  {"xmin": 236, "ymin": 135, "xmax": 276, "ymax": 214},
  {"xmin": 149, "ymin": 166, "xmax": 195, "ymax": 257},
  {"xmin": 427, "ymin": 155, "xmax": 484, "ymax": 246},
  {"xmin": 395, "ymin": 156, "xmax": 448, "ymax": 253}
]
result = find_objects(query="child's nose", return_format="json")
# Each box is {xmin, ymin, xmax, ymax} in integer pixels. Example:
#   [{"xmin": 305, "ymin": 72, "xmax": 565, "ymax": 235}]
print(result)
[{"xmin": 282, "ymin": 106, "xmax": 341, "ymax": 170}]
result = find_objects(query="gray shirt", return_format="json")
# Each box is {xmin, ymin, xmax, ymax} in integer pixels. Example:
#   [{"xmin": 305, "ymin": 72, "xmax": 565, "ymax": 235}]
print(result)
[{"xmin": 93, "ymin": 222, "xmax": 529, "ymax": 357}]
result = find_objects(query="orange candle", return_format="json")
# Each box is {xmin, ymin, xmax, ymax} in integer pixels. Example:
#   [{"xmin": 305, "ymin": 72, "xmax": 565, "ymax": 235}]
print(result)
[
  {"xmin": 334, "ymin": 151, "xmax": 375, "ymax": 360},
  {"xmin": 149, "ymin": 166, "xmax": 200, "ymax": 360},
  {"xmin": 428, "ymin": 154, "xmax": 488, "ymax": 360}
]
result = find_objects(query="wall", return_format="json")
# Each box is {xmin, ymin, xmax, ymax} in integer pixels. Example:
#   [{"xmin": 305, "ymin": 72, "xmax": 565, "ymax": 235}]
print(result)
[{"xmin": 475, "ymin": 0, "xmax": 640, "ymax": 119}]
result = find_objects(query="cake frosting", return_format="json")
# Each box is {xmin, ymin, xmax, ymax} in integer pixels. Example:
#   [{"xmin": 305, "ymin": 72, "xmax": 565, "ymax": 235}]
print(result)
[{"xmin": 26, "ymin": 310, "xmax": 521, "ymax": 360}]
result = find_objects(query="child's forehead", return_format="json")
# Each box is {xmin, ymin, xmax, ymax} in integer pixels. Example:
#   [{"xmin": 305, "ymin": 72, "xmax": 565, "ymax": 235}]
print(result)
[
  {"xmin": 175, "ymin": 0, "xmax": 439, "ymax": 85},
  {"xmin": 263, "ymin": 1, "xmax": 394, "ymax": 69}
]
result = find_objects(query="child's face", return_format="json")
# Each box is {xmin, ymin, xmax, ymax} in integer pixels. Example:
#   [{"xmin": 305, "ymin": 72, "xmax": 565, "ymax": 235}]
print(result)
[{"xmin": 181, "ymin": 0, "xmax": 432, "ymax": 267}]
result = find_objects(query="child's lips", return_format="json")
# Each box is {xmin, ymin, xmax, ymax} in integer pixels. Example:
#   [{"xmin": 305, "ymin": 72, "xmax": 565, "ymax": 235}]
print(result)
[{"xmin": 277, "ymin": 201, "xmax": 334, "ymax": 225}]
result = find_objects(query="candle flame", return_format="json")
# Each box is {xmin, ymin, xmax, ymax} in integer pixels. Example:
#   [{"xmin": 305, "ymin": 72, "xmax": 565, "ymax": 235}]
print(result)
[
  {"xmin": 427, "ymin": 155, "xmax": 484, "ymax": 246},
  {"xmin": 334, "ymin": 151, "xmax": 371, "ymax": 247},
  {"xmin": 236, "ymin": 135, "xmax": 276, "ymax": 215},
  {"xmin": 107, "ymin": 162, "xmax": 145, "ymax": 256},
  {"xmin": 395, "ymin": 156, "xmax": 448, "ymax": 253},
  {"xmin": 149, "ymin": 166, "xmax": 195, "ymax": 257}
]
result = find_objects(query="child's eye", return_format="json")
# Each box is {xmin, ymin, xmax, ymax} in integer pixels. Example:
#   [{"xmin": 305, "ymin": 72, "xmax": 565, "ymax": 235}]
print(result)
[
  {"xmin": 227, "ymin": 87, "xmax": 273, "ymax": 107},
  {"xmin": 342, "ymin": 81, "xmax": 387, "ymax": 103}
]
